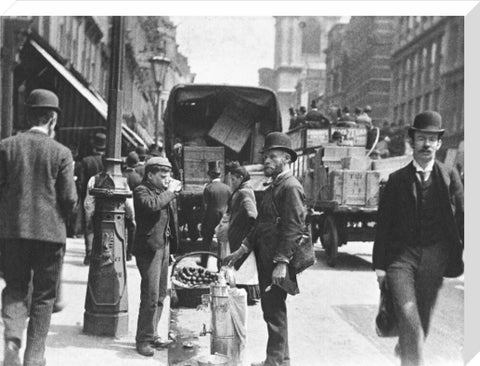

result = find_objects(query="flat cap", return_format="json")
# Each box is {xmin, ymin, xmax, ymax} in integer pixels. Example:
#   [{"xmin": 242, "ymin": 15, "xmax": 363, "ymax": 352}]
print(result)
[{"xmin": 145, "ymin": 156, "xmax": 172, "ymax": 169}]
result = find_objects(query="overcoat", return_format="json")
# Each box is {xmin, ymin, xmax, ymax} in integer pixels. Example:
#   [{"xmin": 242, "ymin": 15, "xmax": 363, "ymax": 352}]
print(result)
[
  {"xmin": 245, "ymin": 171, "xmax": 306, "ymax": 295},
  {"xmin": 228, "ymin": 180, "xmax": 257, "ymax": 267},
  {"xmin": 0, "ymin": 130, "xmax": 78, "ymax": 244},
  {"xmin": 133, "ymin": 180, "xmax": 178, "ymax": 255},
  {"xmin": 373, "ymin": 160, "xmax": 464, "ymax": 277}
]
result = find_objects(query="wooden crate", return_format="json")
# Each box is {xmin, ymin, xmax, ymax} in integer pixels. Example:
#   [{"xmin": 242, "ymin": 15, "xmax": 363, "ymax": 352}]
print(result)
[
  {"xmin": 183, "ymin": 146, "xmax": 225, "ymax": 186},
  {"xmin": 328, "ymin": 170, "xmax": 381, "ymax": 208},
  {"xmin": 341, "ymin": 156, "xmax": 372, "ymax": 170}
]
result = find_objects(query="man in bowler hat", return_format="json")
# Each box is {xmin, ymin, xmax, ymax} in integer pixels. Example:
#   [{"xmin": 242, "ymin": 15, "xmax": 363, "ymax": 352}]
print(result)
[
  {"xmin": 373, "ymin": 111, "xmax": 464, "ymax": 366},
  {"xmin": 225, "ymin": 132, "xmax": 307, "ymax": 366},
  {"xmin": 201, "ymin": 161, "xmax": 231, "ymax": 249},
  {"xmin": 0, "ymin": 89, "xmax": 78, "ymax": 366},
  {"xmin": 132, "ymin": 156, "xmax": 182, "ymax": 356}
]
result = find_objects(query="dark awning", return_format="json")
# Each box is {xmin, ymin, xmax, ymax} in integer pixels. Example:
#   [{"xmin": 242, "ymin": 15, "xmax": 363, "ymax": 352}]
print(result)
[{"xmin": 18, "ymin": 36, "xmax": 146, "ymax": 157}]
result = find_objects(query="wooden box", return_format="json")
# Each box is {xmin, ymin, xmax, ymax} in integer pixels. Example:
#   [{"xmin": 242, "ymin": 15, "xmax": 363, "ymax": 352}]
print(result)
[
  {"xmin": 341, "ymin": 156, "xmax": 372, "ymax": 170},
  {"xmin": 183, "ymin": 146, "xmax": 225, "ymax": 186},
  {"xmin": 342, "ymin": 171, "xmax": 367, "ymax": 206},
  {"xmin": 328, "ymin": 170, "xmax": 381, "ymax": 207},
  {"xmin": 371, "ymin": 155, "xmax": 412, "ymax": 171}
]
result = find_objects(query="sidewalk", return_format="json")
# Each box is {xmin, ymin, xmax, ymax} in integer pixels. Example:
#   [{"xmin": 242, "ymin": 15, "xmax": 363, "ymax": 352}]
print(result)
[{"xmin": 0, "ymin": 238, "xmax": 173, "ymax": 366}]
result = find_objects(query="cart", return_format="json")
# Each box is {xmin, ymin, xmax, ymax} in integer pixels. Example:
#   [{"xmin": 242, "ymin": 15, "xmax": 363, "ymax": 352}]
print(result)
[{"xmin": 312, "ymin": 200, "xmax": 378, "ymax": 267}]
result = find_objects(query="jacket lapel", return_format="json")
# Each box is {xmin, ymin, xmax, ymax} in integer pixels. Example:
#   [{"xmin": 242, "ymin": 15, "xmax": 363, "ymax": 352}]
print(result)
[{"xmin": 401, "ymin": 162, "xmax": 417, "ymax": 205}]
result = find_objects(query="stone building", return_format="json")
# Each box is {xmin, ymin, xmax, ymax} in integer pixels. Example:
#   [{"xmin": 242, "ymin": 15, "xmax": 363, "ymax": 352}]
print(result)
[
  {"xmin": 390, "ymin": 16, "xmax": 463, "ymax": 145},
  {"xmin": 324, "ymin": 16, "xmax": 396, "ymax": 124},
  {"xmin": 0, "ymin": 16, "xmax": 194, "ymax": 155},
  {"xmin": 259, "ymin": 16, "xmax": 340, "ymax": 131}
]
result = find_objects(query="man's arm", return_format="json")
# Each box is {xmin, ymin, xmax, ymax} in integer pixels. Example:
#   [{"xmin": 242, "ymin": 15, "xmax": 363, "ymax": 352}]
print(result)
[{"xmin": 57, "ymin": 150, "xmax": 78, "ymax": 218}]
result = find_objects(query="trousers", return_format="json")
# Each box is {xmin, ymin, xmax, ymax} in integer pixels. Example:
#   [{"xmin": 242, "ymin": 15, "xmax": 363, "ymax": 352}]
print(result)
[
  {"xmin": 1, "ymin": 239, "xmax": 64, "ymax": 366},
  {"xmin": 387, "ymin": 241, "xmax": 449, "ymax": 366},
  {"xmin": 135, "ymin": 244, "xmax": 170, "ymax": 343}
]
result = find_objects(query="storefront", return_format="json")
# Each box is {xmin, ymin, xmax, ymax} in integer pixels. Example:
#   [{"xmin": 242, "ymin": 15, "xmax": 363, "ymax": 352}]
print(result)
[{"xmin": 14, "ymin": 33, "xmax": 146, "ymax": 159}]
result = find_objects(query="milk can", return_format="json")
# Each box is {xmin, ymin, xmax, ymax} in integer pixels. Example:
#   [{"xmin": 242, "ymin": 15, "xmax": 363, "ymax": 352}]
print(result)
[{"xmin": 202, "ymin": 269, "xmax": 247, "ymax": 366}]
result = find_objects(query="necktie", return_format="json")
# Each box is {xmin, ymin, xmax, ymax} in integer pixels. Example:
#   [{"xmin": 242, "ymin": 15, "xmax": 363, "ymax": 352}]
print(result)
[{"xmin": 418, "ymin": 171, "xmax": 426, "ymax": 185}]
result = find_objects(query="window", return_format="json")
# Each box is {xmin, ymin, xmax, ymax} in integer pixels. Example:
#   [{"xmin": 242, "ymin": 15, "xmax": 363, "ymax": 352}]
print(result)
[
  {"xmin": 433, "ymin": 88, "xmax": 441, "ymax": 111},
  {"xmin": 415, "ymin": 96, "xmax": 422, "ymax": 114},
  {"xmin": 301, "ymin": 18, "xmax": 321, "ymax": 54},
  {"xmin": 423, "ymin": 92, "xmax": 431, "ymax": 110}
]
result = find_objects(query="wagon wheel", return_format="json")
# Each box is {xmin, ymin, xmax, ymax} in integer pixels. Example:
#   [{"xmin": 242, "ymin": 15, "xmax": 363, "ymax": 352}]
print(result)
[{"xmin": 322, "ymin": 214, "xmax": 338, "ymax": 267}]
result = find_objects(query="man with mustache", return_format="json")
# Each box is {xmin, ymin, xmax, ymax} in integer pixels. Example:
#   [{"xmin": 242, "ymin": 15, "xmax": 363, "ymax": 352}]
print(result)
[
  {"xmin": 373, "ymin": 111, "xmax": 464, "ymax": 366},
  {"xmin": 225, "ymin": 132, "xmax": 306, "ymax": 366}
]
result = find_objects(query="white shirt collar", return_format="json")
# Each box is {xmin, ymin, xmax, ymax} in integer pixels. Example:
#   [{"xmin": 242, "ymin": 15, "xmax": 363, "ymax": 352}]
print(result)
[
  {"xmin": 412, "ymin": 159, "xmax": 434, "ymax": 173},
  {"xmin": 212, "ymin": 178, "xmax": 221, "ymax": 183}
]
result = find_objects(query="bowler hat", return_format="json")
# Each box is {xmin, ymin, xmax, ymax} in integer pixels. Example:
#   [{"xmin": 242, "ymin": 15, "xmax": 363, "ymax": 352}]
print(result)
[
  {"xmin": 93, "ymin": 132, "xmax": 107, "ymax": 151},
  {"xmin": 145, "ymin": 156, "xmax": 172, "ymax": 169},
  {"xmin": 262, "ymin": 132, "xmax": 297, "ymax": 162},
  {"xmin": 126, "ymin": 151, "xmax": 140, "ymax": 167},
  {"xmin": 26, "ymin": 89, "xmax": 61, "ymax": 113},
  {"xmin": 207, "ymin": 161, "xmax": 222, "ymax": 175},
  {"xmin": 135, "ymin": 145, "xmax": 147, "ymax": 160},
  {"xmin": 409, "ymin": 110, "xmax": 445, "ymax": 137}
]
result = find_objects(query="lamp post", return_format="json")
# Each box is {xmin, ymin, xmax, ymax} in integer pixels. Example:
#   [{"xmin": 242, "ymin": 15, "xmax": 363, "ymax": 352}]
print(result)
[
  {"xmin": 84, "ymin": 16, "xmax": 130, "ymax": 337},
  {"xmin": 149, "ymin": 55, "xmax": 171, "ymax": 147}
]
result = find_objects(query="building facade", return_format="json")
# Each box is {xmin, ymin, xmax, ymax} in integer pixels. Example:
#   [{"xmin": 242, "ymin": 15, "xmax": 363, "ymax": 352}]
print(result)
[
  {"xmin": 324, "ymin": 16, "xmax": 396, "ymax": 124},
  {"xmin": 0, "ymin": 16, "xmax": 194, "ymax": 154},
  {"xmin": 390, "ymin": 16, "xmax": 464, "ymax": 144},
  {"xmin": 259, "ymin": 16, "xmax": 340, "ymax": 131}
]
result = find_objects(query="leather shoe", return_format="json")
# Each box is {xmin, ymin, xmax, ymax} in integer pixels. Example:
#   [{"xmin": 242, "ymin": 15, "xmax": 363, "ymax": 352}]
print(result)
[
  {"xmin": 4, "ymin": 340, "xmax": 21, "ymax": 366},
  {"xmin": 151, "ymin": 336, "xmax": 174, "ymax": 348},
  {"xmin": 136, "ymin": 342, "xmax": 154, "ymax": 357}
]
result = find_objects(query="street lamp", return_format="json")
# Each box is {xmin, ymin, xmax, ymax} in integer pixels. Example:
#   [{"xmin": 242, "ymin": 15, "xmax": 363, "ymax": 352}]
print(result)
[{"xmin": 149, "ymin": 54, "xmax": 171, "ymax": 147}]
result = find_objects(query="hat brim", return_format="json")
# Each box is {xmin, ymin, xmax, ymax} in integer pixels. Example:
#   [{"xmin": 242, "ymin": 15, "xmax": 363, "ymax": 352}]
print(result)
[
  {"xmin": 408, "ymin": 127, "xmax": 445, "ymax": 137},
  {"xmin": 262, "ymin": 146, "xmax": 297, "ymax": 162},
  {"xmin": 27, "ymin": 105, "xmax": 62, "ymax": 114}
]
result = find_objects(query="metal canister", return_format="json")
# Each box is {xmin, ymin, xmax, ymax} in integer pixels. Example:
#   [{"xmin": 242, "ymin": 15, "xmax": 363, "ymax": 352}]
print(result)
[{"xmin": 210, "ymin": 283, "xmax": 244, "ymax": 366}]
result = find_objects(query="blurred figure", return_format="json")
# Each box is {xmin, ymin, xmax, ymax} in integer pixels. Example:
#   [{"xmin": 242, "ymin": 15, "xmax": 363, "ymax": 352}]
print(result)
[
  {"xmin": 135, "ymin": 145, "xmax": 148, "ymax": 179},
  {"xmin": 355, "ymin": 106, "xmax": 373, "ymax": 129},
  {"xmin": 0, "ymin": 89, "xmax": 77, "ymax": 366},
  {"xmin": 123, "ymin": 151, "xmax": 143, "ymax": 191},
  {"xmin": 78, "ymin": 132, "xmax": 106, "ymax": 265},
  {"xmin": 305, "ymin": 100, "xmax": 330, "ymax": 128}
]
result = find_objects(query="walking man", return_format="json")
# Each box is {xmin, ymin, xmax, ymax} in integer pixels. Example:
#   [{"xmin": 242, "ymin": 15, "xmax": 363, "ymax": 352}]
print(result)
[
  {"xmin": 0, "ymin": 89, "xmax": 78, "ymax": 366},
  {"xmin": 132, "ymin": 157, "xmax": 182, "ymax": 356},
  {"xmin": 225, "ymin": 132, "xmax": 306, "ymax": 366},
  {"xmin": 373, "ymin": 111, "xmax": 464, "ymax": 366}
]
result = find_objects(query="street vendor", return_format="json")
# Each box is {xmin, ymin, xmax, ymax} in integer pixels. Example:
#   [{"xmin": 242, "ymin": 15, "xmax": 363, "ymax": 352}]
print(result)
[
  {"xmin": 132, "ymin": 156, "xmax": 182, "ymax": 357},
  {"xmin": 225, "ymin": 132, "xmax": 307, "ymax": 366}
]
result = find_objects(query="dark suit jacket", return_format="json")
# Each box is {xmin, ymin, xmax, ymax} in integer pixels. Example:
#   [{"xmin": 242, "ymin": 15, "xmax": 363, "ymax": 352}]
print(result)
[
  {"xmin": 202, "ymin": 180, "xmax": 231, "ymax": 233},
  {"xmin": 79, "ymin": 153, "xmax": 103, "ymax": 199},
  {"xmin": 133, "ymin": 180, "xmax": 177, "ymax": 255},
  {"xmin": 0, "ymin": 130, "xmax": 78, "ymax": 244},
  {"xmin": 373, "ymin": 160, "xmax": 464, "ymax": 277}
]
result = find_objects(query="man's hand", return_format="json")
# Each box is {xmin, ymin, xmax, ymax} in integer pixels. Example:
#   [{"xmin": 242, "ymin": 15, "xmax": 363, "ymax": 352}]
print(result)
[
  {"xmin": 272, "ymin": 262, "xmax": 287, "ymax": 286},
  {"xmin": 223, "ymin": 247, "xmax": 245, "ymax": 267},
  {"xmin": 376, "ymin": 269, "xmax": 386, "ymax": 289}
]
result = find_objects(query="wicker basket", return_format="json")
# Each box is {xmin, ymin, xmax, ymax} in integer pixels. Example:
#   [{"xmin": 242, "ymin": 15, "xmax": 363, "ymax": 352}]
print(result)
[{"xmin": 171, "ymin": 251, "xmax": 219, "ymax": 308}]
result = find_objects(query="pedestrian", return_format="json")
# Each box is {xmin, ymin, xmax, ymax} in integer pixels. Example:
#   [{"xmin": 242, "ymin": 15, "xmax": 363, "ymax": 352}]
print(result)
[
  {"xmin": 373, "ymin": 110, "xmax": 464, "ymax": 366},
  {"xmin": 225, "ymin": 132, "xmax": 307, "ymax": 366},
  {"xmin": 123, "ymin": 151, "xmax": 143, "ymax": 191},
  {"xmin": 132, "ymin": 157, "xmax": 182, "ymax": 357},
  {"xmin": 0, "ymin": 89, "xmax": 77, "ymax": 366},
  {"xmin": 355, "ymin": 106, "xmax": 372, "ymax": 129},
  {"xmin": 78, "ymin": 131, "xmax": 106, "ymax": 265},
  {"xmin": 201, "ymin": 161, "xmax": 231, "ymax": 250},
  {"xmin": 227, "ymin": 165, "xmax": 259, "ymax": 305}
]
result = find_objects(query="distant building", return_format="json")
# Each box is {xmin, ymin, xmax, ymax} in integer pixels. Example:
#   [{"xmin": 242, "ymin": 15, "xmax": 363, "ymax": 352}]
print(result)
[
  {"xmin": 390, "ymin": 16, "xmax": 463, "ymax": 146},
  {"xmin": 259, "ymin": 16, "xmax": 340, "ymax": 131},
  {"xmin": 324, "ymin": 16, "xmax": 396, "ymax": 124}
]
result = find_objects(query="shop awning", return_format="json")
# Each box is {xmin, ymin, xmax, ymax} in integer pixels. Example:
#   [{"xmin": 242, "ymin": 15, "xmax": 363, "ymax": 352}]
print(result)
[{"xmin": 27, "ymin": 38, "xmax": 146, "ymax": 151}]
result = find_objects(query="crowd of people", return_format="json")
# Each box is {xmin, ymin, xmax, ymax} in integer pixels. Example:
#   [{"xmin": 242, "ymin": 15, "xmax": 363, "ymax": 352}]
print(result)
[{"xmin": 0, "ymin": 88, "xmax": 464, "ymax": 366}]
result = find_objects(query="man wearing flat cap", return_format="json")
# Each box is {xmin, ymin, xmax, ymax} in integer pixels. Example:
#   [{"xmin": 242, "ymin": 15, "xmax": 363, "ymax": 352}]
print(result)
[
  {"xmin": 132, "ymin": 156, "xmax": 182, "ymax": 357},
  {"xmin": 0, "ymin": 89, "xmax": 77, "ymax": 366},
  {"xmin": 373, "ymin": 111, "xmax": 464, "ymax": 366},
  {"xmin": 225, "ymin": 132, "xmax": 307, "ymax": 366}
]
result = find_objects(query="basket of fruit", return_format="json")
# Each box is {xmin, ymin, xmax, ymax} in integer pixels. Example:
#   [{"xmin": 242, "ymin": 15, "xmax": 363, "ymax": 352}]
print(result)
[{"xmin": 171, "ymin": 251, "xmax": 220, "ymax": 308}]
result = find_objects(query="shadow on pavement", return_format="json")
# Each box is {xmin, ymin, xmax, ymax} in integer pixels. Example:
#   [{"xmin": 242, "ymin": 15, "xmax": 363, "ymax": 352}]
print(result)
[{"xmin": 311, "ymin": 249, "xmax": 373, "ymax": 272}]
